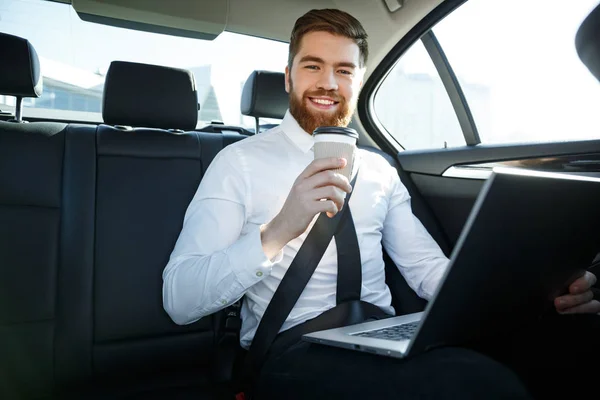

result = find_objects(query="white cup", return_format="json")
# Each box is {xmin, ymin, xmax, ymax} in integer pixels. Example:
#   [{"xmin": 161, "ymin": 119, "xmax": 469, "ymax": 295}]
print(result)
[{"xmin": 313, "ymin": 126, "xmax": 359, "ymax": 180}]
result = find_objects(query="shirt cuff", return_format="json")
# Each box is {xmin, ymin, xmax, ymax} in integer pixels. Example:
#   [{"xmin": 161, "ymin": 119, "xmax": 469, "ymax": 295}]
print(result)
[{"xmin": 231, "ymin": 224, "xmax": 283, "ymax": 289}]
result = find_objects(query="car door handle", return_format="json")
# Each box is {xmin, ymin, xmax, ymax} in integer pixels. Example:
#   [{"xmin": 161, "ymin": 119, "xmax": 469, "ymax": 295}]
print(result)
[{"xmin": 442, "ymin": 165, "xmax": 492, "ymax": 180}]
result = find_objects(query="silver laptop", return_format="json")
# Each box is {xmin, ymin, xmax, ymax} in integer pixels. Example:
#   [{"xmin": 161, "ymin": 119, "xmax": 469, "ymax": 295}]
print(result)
[{"xmin": 302, "ymin": 167, "xmax": 600, "ymax": 359}]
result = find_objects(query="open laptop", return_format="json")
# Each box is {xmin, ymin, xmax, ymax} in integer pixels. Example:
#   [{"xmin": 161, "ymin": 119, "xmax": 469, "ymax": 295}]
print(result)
[{"xmin": 302, "ymin": 167, "xmax": 600, "ymax": 359}]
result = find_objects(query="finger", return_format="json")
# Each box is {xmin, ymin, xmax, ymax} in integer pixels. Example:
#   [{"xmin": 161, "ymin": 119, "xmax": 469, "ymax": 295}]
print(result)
[
  {"xmin": 299, "ymin": 157, "xmax": 347, "ymax": 180},
  {"xmin": 555, "ymin": 290, "xmax": 594, "ymax": 311},
  {"xmin": 315, "ymin": 200, "xmax": 338, "ymax": 217},
  {"xmin": 311, "ymin": 186, "xmax": 346, "ymax": 206},
  {"xmin": 570, "ymin": 271, "xmax": 597, "ymax": 294},
  {"xmin": 312, "ymin": 194, "xmax": 345, "ymax": 215},
  {"xmin": 559, "ymin": 299, "xmax": 600, "ymax": 315},
  {"xmin": 304, "ymin": 169, "xmax": 352, "ymax": 193}
]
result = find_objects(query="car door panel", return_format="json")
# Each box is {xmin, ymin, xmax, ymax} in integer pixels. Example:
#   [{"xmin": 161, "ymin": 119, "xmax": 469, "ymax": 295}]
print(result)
[
  {"xmin": 395, "ymin": 139, "xmax": 600, "ymax": 248},
  {"xmin": 398, "ymin": 140, "xmax": 600, "ymax": 175}
]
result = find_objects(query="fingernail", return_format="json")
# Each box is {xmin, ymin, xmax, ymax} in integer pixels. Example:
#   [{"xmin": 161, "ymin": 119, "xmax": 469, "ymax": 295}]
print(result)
[
  {"xmin": 572, "ymin": 286, "xmax": 579, "ymax": 292},
  {"xmin": 558, "ymin": 299, "xmax": 566, "ymax": 305}
]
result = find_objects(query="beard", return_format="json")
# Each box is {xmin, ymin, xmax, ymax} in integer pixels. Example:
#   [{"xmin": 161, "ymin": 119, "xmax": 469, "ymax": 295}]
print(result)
[{"xmin": 288, "ymin": 78, "xmax": 355, "ymax": 135}]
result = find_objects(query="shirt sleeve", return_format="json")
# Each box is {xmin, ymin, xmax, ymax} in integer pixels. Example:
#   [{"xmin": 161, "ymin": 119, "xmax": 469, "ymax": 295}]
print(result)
[
  {"xmin": 381, "ymin": 169, "xmax": 449, "ymax": 300},
  {"xmin": 162, "ymin": 146, "xmax": 283, "ymax": 325}
]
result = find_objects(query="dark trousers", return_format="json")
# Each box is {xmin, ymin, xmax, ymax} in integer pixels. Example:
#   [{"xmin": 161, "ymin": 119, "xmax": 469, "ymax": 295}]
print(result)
[{"xmin": 254, "ymin": 313, "xmax": 600, "ymax": 400}]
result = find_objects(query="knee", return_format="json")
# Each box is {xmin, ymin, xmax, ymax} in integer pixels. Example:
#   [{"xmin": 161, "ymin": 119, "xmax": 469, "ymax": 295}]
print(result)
[{"xmin": 415, "ymin": 347, "xmax": 532, "ymax": 399}]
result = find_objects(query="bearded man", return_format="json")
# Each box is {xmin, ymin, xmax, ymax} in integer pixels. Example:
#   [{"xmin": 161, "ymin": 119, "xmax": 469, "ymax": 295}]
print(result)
[{"xmin": 163, "ymin": 8, "xmax": 600, "ymax": 400}]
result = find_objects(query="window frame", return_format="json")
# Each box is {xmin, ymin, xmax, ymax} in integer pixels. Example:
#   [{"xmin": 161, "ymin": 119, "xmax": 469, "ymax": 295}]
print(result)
[
  {"xmin": 360, "ymin": 0, "xmax": 473, "ymax": 151},
  {"xmin": 421, "ymin": 30, "xmax": 480, "ymax": 146}
]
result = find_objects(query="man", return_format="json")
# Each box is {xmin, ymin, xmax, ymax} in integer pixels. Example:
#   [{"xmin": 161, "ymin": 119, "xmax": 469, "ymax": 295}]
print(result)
[{"xmin": 163, "ymin": 9, "xmax": 600, "ymax": 399}]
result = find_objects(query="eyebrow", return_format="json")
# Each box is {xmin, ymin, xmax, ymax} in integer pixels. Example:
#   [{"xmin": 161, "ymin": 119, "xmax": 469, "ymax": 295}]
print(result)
[{"xmin": 298, "ymin": 55, "xmax": 357, "ymax": 69}]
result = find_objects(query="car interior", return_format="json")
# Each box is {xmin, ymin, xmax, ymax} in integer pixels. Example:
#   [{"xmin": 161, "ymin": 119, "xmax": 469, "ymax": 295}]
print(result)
[{"xmin": 1, "ymin": 0, "xmax": 600, "ymax": 399}]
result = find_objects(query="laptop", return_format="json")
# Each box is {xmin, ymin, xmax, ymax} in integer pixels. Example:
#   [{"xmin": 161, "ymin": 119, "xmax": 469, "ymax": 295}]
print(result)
[{"xmin": 302, "ymin": 167, "xmax": 600, "ymax": 359}]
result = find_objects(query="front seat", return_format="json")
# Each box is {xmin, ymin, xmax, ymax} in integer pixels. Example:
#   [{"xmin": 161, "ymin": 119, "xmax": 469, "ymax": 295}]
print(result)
[{"xmin": 576, "ymin": 2, "xmax": 600, "ymax": 82}]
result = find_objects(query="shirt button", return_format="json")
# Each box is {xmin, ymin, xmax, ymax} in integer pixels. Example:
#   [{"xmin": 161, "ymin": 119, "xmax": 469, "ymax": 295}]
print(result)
[
  {"xmin": 256, "ymin": 271, "xmax": 263, "ymax": 277},
  {"xmin": 220, "ymin": 299, "xmax": 227, "ymax": 305}
]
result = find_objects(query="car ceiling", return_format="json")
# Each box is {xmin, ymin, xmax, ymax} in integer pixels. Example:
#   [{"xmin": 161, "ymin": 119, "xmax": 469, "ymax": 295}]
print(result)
[{"xmin": 47, "ymin": 0, "xmax": 446, "ymax": 82}]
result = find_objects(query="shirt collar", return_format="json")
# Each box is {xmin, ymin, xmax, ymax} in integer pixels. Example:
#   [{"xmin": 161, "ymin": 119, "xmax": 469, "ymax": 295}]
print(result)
[{"xmin": 280, "ymin": 109, "xmax": 315, "ymax": 154}]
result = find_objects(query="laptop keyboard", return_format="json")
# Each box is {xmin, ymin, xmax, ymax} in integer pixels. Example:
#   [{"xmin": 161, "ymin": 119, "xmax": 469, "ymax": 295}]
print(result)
[{"xmin": 351, "ymin": 321, "xmax": 420, "ymax": 341}]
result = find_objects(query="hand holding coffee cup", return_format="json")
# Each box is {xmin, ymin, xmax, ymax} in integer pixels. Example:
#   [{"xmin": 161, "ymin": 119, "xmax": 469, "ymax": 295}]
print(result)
[
  {"xmin": 312, "ymin": 126, "xmax": 359, "ymax": 180},
  {"xmin": 261, "ymin": 156, "xmax": 353, "ymax": 255},
  {"xmin": 260, "ymin": 130, "xmax": 357, "ymax": 255}
]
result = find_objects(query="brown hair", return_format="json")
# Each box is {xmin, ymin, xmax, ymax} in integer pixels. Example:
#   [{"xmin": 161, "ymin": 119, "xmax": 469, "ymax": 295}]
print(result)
[{"xmin": 288, "ymin": 9, "xmax": 368, "ymax": 71}]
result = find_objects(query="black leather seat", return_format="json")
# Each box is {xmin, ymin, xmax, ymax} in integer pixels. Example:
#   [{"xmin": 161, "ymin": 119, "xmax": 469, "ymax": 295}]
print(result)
[
  {"xmin": 0, "ymin": 32, "xmax": 43, "ymax": 122},
  {"xmin": 81, "ymin": 60, "xmax": 244, "ymax": 398},
  {"xmin": 576, "ymin": 2, "xmax": 600, "ymax": 82},
  {"xmin": 197, "ymin": 121, "xmax": 254, "ymax": 136},
  {"xmin": 0, "ymin": 32, "xmax": 74, "ymax": 400},
  {"xmin": 197, "ymin": 69, "xmax": 288, "ymax": 136},
  {"xmin": 0, "ymin": 48, "xmax": 245, "ymax": 398},
  {"xmin": 196, "ymin": 70, "xmax": 287, "ymax": 137},
  {"xmin": 240, "ymin": 70, "xmax": 288, "ymax": 133}
]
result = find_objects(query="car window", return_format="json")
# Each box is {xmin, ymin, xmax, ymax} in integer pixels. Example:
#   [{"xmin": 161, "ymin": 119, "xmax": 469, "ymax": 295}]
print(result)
[
  {"xmin": 373, "ymin": 40, "xmax": 464, "ymax": 150},
  {"xmin": 372, "ymin": 0, "xmax": 600, "ymax": 149},
  {"xmin": 0, "ymin": 0, "xmax": 288, "ymax": 129}
]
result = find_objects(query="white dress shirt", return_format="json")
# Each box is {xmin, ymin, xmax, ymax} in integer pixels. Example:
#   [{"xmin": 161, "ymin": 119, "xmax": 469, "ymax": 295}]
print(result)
[{"xmin": 162, "ymin": 111, "xmax": 449, "ymax": 349}]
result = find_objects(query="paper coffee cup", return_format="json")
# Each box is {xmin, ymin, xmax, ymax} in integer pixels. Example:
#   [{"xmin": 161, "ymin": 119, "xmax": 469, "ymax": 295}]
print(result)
[{"xmin": 313, "ymin": 126, "xmax": 358, "ymax": 180}]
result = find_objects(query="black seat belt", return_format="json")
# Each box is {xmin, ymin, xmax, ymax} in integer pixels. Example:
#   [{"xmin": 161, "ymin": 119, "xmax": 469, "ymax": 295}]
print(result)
[
  {"xmin": 334, "ymin": 190, "xmax": 362, "ymax": 305},
  {"xmin": 239, "ymin": 168, "xmax": 361, "ymax": 394}
]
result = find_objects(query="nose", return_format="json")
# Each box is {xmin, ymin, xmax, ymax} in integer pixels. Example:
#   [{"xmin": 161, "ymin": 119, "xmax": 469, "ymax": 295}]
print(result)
[{"xmin": 316, "ymin": 68, "xmax": 338, "ymax": 92}]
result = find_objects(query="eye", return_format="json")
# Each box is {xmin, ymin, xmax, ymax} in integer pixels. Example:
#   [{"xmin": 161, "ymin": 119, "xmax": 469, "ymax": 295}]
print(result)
[
  {"xmin": 305, "ymin": 65, "xmax": 320, "ymax": 70},
  {"xmin": 338, "ymin": 69, "xmax": 353, "ymax": 76}
]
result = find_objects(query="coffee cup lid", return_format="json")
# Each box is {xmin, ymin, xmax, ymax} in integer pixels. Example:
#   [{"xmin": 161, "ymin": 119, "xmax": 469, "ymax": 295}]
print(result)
[{"xmin": 312, "ymin": 126, "xmax": 359, "ymax": 139}]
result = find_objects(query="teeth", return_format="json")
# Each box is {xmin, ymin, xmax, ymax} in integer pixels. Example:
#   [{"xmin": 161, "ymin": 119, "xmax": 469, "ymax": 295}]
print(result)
[{"xmin": 312, "ymin": 98, "xmax": 335, "ymax": 105}]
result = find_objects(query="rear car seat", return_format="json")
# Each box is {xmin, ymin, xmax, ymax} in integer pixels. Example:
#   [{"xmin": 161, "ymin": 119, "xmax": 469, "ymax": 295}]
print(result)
[
  {"xmin": 198, "ymin": 69, "xmax": 289, "ymax": 136},
  {"xmin": 81, "ymin": 60, "xmax": 245, "ymax": 398},
  {"xmin": 0, "ymin": 32, "xmax": 43, "ymax": 122},
  {"xmin": 240, "ymin": 70, "xmax": 289, "ymax": 133},
  {"xmin": 196, "ymin": 121, "xmax": 254, "ymax": 136},
  {"xmin": 197, "ymin": 70, "xmax": 289, "ymax": 136},
  {"xmin": 89, "ymin": 61, "xmax": 209, "ymax": 397},
  {"xmin": 0, "ymin": 32, "xmax": 73, "ymax": 400},
  {"xmin": 0, "ymin": 41, "xmax": 245, "ymax": 398}
]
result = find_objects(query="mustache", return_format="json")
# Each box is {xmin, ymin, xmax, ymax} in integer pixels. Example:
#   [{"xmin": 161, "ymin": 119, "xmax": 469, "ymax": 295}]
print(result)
[{"xmin": 302, "ymin": 89, "xmax": 344, "ymax": 103}]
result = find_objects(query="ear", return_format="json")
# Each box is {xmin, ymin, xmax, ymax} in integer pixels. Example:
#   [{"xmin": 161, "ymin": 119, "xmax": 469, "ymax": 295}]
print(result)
[{"xmin": 285, "ymin": 66, "xmax": 291, "ymax": 93}]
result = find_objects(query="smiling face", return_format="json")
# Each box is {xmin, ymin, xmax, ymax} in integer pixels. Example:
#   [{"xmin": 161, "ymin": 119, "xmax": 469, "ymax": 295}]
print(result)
[{"xmin": 285, "ymin": 30, "xmax": 365, "ymax": 135}]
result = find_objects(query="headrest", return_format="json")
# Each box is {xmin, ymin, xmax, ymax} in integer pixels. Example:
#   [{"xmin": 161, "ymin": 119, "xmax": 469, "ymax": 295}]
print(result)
[
  {"xmin": 103, "ymin": 61, "xmax": 199, "ymax": 130},
  {"xmin": 0, "ymin": 33, "xmax": 43, "ymax": 98},
  {"xmin": 576, "ymin": 3, "xmax": 600, "ymax": 82},
  {"xmin": 241, "ymin": 70, "xmax": 288, "ymax": 119}
]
